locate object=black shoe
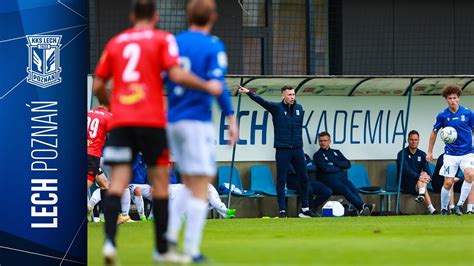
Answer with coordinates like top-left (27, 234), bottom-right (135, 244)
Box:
top-left (431, 210), bottom-right (439, 215)
top-left (466, 211), bottom-right (473, 214)
top-left (453, 206), bottom-right (463, 216)
top-left (298, 209), bottom-right (317, 218)
top-left (440, 209), bottom-right (449, 215)
top-left (278, 210), bottom-right (287, 218)
top-left (450, 207), bottom-right (456, 215)
top-left (359, 204), bottom-right (374, 216)
top-left (415, 194), bottom-right (425, 203)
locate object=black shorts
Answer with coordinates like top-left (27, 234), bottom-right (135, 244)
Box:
top-left (87, 155), bottom-right (101, 181)
top-left (103, 127), bottom-right (169, 166)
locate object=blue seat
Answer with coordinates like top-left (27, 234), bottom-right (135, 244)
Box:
top-left (250, 165), bottom-right (277, 196)
top-left (347, 164), bottom-right (383, 194)
top-left (347, 163), bottom-right (386, 212)
top-left (217, 166), bottom-right (256, 196)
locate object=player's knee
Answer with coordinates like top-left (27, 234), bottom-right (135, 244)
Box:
top-left (443, 178), bottom-right (454, 188)
top-left (463, 168), bottom-right (474, 182)
top-left (134, 187), bottom-right (142, 196)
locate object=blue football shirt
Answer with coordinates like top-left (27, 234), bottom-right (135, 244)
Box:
top-left (167, 30), bottom-right (234, 123)
top-left (433, 105), bottom-right (474, 156)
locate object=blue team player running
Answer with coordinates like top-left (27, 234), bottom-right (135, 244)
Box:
top-left (426, 84), bottom-right (474, 216)
top-left (165, 0), bottom-right (238, 263)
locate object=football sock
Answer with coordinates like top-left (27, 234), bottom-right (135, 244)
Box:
top-left (440, 187), bottom-right (450, 210)
top-left (427, 204), bottom-right (436, 213)
top-left (456, 181), bottom-right (472, 206)
top-left (418, 187), bottom-right (426, 195)
top-left (134, 195), bottom-right (145, 218)
top-left (467, 204), bottom-right (473, 212)
top-left (120, 188), bottom-right (131, 216)
top-left (301, 207), bottom-right (309, 212)
top-left (89, 189), bottom-right (101, 207)
top-left (104, 194), bottom-right (121, 246)
top-left (167, 186), bottom-right (190, 243)
top-left (184, 197), bottom-right (208, 257)
top-left (152, 198), bottom-right (169, 254)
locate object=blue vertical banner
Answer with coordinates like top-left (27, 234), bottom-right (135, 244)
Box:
top-left (0, 1), bottom-right (87, 265)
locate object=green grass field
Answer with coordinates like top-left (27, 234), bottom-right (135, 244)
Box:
top-left (88, 215), bottom-right (474, 265)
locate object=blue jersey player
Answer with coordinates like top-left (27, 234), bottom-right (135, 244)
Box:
top-left (165, 0), bottom-right (238, 263)
top-left (426, 84), bottom-right (474, 215)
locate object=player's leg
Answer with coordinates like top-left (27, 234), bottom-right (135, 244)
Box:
top-left (118, 188), bottom-right (131, 223)
top-left (275, 149), bottom-right (292, 217)
top-left (415, 178), bottom-right (427, 203)
top-left (138, 127), bottom-right (175, 260)
top-left (183, 175), bottom-right (211, 261)
top-left (439, 155), bottom-right (458, 214)
top-left (179, 122), bottom-right (216, 262)
top-left (293, 149), bottom-right (315, 218)
top-left (95, 171), bottom-right (109, 222)
top-left (466, 184), bottom-right (474, 214)
top-left (310, 181), bottom-right (332, 212)
top-left (132, 185), bottom-right (146, 221)
top-left (101, 127), bottom-right (135, 263)
top-left (454, 155), bottom-right (474, 215)
top-left (342, 177), bottom-right (373, 215)
top-left (207, 183), bottom-right (233, 218)
top-left (417, 181), bottom-right (436, 214)
top-left (165, 124), bottom-right (190, 247)
top-left (452, 155), bottom-right (473, 215)
top-left (448, 186), bottom-right (455, 212)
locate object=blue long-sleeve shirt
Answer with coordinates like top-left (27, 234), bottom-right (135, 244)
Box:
top-left (313, 148), bottom-right (351, 180)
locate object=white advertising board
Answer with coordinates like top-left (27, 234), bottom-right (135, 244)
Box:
top-left (214, 95), bottom-right (473, 161)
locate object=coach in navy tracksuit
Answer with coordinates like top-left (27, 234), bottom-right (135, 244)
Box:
top-left (239, 85), bottom-right (314, 218)
top-left (313, 132), bottom-right (373, 216)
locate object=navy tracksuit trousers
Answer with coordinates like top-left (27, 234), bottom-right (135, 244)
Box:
top-left (275, 148), bottom-right (309, 211)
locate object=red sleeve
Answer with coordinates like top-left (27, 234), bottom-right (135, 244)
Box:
top-left (160, 33), bottom-right (179, 71)
top-left (95, 41), bottom-right (113, 79)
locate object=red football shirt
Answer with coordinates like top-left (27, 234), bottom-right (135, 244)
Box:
top-left (87, 106), bottom-right (112, 157)
top-left (95, 27), bottom-right (179, 129)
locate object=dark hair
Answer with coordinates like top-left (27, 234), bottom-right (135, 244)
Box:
top-left (442, 84), bottom-right (462, 98)
top-left (132, 0), bottom-right (156, 20)
top-left (187, 0), bottom-right (216, 26)
top-left (281, 85), bottom-right (294, 93)
top-left (408, 130), bottom-right (419, 138)
top-left (318, 132), bottom-right (331, 139)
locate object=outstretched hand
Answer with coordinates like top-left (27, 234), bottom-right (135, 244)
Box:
top-left (238, 86), bottom-right (249, 94)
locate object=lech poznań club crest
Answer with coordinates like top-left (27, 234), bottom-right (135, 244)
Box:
top-left (26, 35), bottom-right (62, 88)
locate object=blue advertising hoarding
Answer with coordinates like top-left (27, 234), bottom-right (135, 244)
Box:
top-left (0, 1), bottom-right (87, 264)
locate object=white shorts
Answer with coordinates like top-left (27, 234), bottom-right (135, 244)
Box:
top-left (440, 153), bottom-right (474, 177)
top-left (129, 184), bottom-right (152, 200)
top-left (167, 120), bottom-right (217, 176)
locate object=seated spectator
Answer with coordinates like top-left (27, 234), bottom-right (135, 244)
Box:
top-left (313, 132), bottom-right (374, 216)
top-left (396, 130), bottom-right (438, 214)
top-left (432, 153), bottom-right (473, 214)
top-left (287, 154), bottom-right (332, 214)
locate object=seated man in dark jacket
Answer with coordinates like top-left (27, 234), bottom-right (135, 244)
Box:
top-left (313, 132), bottom-right (373, 216)
top-left (396, 130), bottom-right (437, 214)
top-left (287, 154), bottom-right (332, 213)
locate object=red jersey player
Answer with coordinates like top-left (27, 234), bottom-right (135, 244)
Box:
top-left (92, 0), bottom-right (222, 264)
top-left (87, 105), bottom-right (112, 189)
